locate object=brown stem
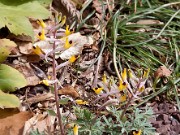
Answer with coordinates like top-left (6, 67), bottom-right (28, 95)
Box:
top-left (53, 31), bottom-right (64, 135)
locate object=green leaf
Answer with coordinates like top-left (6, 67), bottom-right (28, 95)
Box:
top-left (47, 109), bottom-right (56, 116)
top-left (0, 39), bottom-right (17, 63)
top-left (0, 64), bottom-right (27, 92)
top-left (0, 90), bottom-right (20, 108)
top-left (59, 98), bottom-right (69, 105)
top-left (0, 0), bottom-right (50, 38)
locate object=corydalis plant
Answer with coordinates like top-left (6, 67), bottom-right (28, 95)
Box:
top-left (92, 68), bottom-right (150, 109)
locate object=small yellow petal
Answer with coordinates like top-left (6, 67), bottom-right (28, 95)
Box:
top-left (37, 29), bottom-right (46, 40)
top-left (39, 80), bottom-right (49, 86)
top-left (120, 94), bottom-right (127, 102)
top-left (59, 16), bottom-right (66, 27)
top-left (102, 73), bottom-right (107, 83)
top-left (64, 37), bottom-right (72, 49)
top-left (133, 130), bottom-right (142, 135)
top-left (73, 124), bottom-right (78, 135)
top-left (69, 55), bottom-right (77, 63)
top-left (143, 68), bottom-right (150, 79)
top-left (138, 86), bottom-right (145, 92)
top-left (121, 68), bottom-right (127, 81)
top-left (65, 25), bottom-right (71, 36)
top-left (32, 46), bottom-right (44, 56)
top-left (118, 80), bottom-right (127, 91)
top-left (93, 87), bottom-right (103, 94)
top-left (75, 100), bottom-right (88, 105)
top-left (128, 69), bottom-right (133, 78)
top-left (37, 20), bottom-right (46, 28)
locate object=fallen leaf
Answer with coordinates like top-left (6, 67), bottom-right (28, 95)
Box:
top-left (58, 86), bottom-right (80, 98)
top-left (154, 66), bottom-right (172, 78)
top-left (23, 113), bottom-right (55, 135)
top-left (12, 62), bottom-right (40, 86)
top-left (0, 110), bottom-right (32, 135)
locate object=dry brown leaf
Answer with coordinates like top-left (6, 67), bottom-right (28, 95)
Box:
top-left (0, 109), bottom-right (33, 135)
top-left (23, 113), bottom-right (55, 135)
top-left (58, 85), bottom-right (80, 98)
top-left (18, 42), bottom-right (33, 54)
top-left (12, 62), bottom-right (40, 85)
top-left (154, 66), bottom-right (172, 78)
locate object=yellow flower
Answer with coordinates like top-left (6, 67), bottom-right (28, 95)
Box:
top-left (118, 80), bottom-right (127, 91)
top-left (143, 68), bottom-right (150, 79)
top-left (32, 45), bottom-right (44, 56)
top-left (64, 37), bottom-right (72, 49)
top-left (39, 80), bottom-right (49, 86)
top-left (121, 68), bottom-right (127, 81)
top-left (128, 69), bottom-right (133, 78)
top-left (93, 87), bottom-right (103, 94)
top-left (102, 73), bottom-right (107, 83)
top-left (69, 55), bottom-right (77, 63)
top-left (73, 124), bottom-right (78, 135)
top-left (75, 100), bottom-right (88, 105)
top-left (37, 29), bottom-right (46, 40)
top-left (120, 94), bottom-right (127, 102)
top-left (65, 25), bottom-right (72, 36)
top-left (133, 129), bottom-right (142, 135)
top-left (59, 16), bottom-right (66, 27)
top-left (37, 20), bottom-right (46, 28)
top-left (138, 86), bottom-right (145, 92)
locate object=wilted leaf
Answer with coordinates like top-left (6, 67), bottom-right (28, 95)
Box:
top-left (0, 38), bottom-right (17, 63)
top-left (58, 85), bottom-right (80, 98)
top-left (0, 110), bottom-right (32, 135)
top-left (0, 1), bottom-right (50, 38)
top-left (0, 64), bottom-right (27, 92)
top-left (0, 91), bottom-right (20, 108)
top-left (154, 66), bottom-right (172, 78)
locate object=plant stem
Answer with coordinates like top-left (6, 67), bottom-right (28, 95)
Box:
top-left (52, 31), bottom-right (64, 135)
top-left (120, 95), bottom-right (133, 120)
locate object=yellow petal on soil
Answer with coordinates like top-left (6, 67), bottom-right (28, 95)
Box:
top-left (75, 100), bottom-right (88, 105)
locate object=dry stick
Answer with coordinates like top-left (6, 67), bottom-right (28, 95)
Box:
top-left (52, 31), bottom-right (64, 135)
